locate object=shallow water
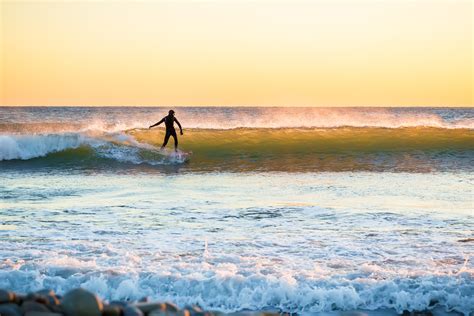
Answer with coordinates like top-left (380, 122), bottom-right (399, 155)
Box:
top-left (0, 107), bottom-right (473, 314)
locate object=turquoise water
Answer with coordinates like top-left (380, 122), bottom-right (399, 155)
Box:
top-left (0, 107), bottom-right (473, 314)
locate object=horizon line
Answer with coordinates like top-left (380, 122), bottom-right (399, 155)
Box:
top-left (1, 104), bottom-right (473, 108)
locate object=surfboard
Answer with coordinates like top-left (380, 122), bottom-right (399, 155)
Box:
top-left (168, 149), bottom-right (192, 162)
top-left (111, 131), bottom-right (191, 163)
top-left (147, 147), bottom-right (192, 163)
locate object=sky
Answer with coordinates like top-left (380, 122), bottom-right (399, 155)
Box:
top-left (0, 0), bottom-right (472, 107)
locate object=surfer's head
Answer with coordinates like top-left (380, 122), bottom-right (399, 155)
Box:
top-left (169, 110), bottom-right (175, 116)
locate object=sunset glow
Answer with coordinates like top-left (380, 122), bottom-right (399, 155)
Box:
top-left (1, 0), bottom-right (472, 106)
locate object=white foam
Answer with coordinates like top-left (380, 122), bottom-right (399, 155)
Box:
top-left (0, 171), bottom-right (472, 315)
top-left (0, 266), bottom-right (471, 315)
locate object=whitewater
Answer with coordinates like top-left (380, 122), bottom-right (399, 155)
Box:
top-left (0, 107), bottom-right (473, 315)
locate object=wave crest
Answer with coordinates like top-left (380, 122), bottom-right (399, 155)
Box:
top-left (0, 133), bottom-right (188, 164)
top-left (1, 127), bottom-right (472, 172)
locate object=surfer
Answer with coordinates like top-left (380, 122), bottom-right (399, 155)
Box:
top-left (149, 110), bottom-right (183, 151)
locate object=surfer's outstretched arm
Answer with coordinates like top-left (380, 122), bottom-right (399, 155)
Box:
top-left (175, 118), bottom-right (183, 135)
top-left (149, 118), bottom-right (165, 129)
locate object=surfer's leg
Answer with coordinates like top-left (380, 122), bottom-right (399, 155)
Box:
top-left (161, 131), bottom-right (171, 149)
top-left (171, 131), bottom-right (178, 151)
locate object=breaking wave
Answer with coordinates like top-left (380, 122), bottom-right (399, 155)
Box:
top-left (0, 262), bottom-right (472, 314)
top-left (1, 127), bottom-right (473, 172)
top-left (0, 132), bottom-right (189, 165)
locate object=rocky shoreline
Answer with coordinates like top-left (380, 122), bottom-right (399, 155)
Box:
top-left (0, 288), bottom-right (454, 316)
top-left (1, 288), bottom-right (283, 316)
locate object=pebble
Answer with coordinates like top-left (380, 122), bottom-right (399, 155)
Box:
top-left (24, 294), bottom-right (49, 306)
top-left (35, 290), bottom-right (56, 297)
top-left (61, 288), bottom-right (103, 316)
top-left (20, 301), bottom-right (51, 314)
top-left (184, 305), bottom-right (210, 316)
top-left (0, 289), bottom-right (15, 304)
top-left (139, 296), bottom-right (149, 302)
top-left (123, 305), bottom-right (144, 316)
top-left (14, 294), bottom-right (26, 305)
top-left (135, 302), bottom-right (166, 314)
top-left (33, 290), bottom-right (60, 306)
top-left (109, 300), bottom-right (128, 307)
top-left (0, 303), bottom-right (21, 316)
top-left (164, 302), bottom-right (179, 312)
top-left (24, 313), bottom-right (64, 316)
top-left (0, 288), bottom-right (289, 316)
top-left (102, 304), bottom-right (122, 316)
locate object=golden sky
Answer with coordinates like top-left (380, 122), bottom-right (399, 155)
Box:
top-left (0, 0), bottom-right (472, 106)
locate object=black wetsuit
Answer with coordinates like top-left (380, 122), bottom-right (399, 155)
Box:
top-left (162, 116), bottom-right (178, 148)
top-left (150, 115), bottom-right (183, 150)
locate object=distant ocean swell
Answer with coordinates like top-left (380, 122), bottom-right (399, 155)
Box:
top-left (1, 127), bottom-right (473, 172)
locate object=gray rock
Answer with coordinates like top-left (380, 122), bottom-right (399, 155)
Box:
top-left (184, 305), bottom-right (209, 316)
top-left (134, 302), bottom-right (165, 314)
top-left (123, 305), bottom-right (144, 316)
top-left (150, 310), bottom-right (192, 316)
top-left (14, 294), bottom-right (26, 305)
top-left (0, 289), bottom-right (15, 304)
top-left (102, 304), bottom-right (122, 316)
top-left (148, 311), bottom-right (163, 316)
top-left (25, 293), bottom-right (49, 305)
top-left (31, 291), bottom-right (60, 307)
top-left (109, 300), bottom-right (128, 307)
top-left (139, 296), bottom-right (149, 302)
top-left (36, 290), bottom-right (56, 297)
top-left (21, 301), bottom-right (51, 313)
top-left (61, 288), bottom-right (103, 316)
top-left (164, 302), bottom-right (179, 312)
top-left (0, 303), bottom-right (21, 316)
top-left (47, 295), bottom-right (60, 306)
top-left (48, 304), bottom-right (63, 314)
top-left (35, 290), bottom-right (60, 306)
top-left (24, 312), bottom-right (64, 316)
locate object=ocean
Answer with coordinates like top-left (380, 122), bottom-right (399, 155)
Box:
top-left (0, 107), bottom-right (473, 315)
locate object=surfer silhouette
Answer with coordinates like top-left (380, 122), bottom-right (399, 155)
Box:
top-left (149, 110), bottom-right (183, 151)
